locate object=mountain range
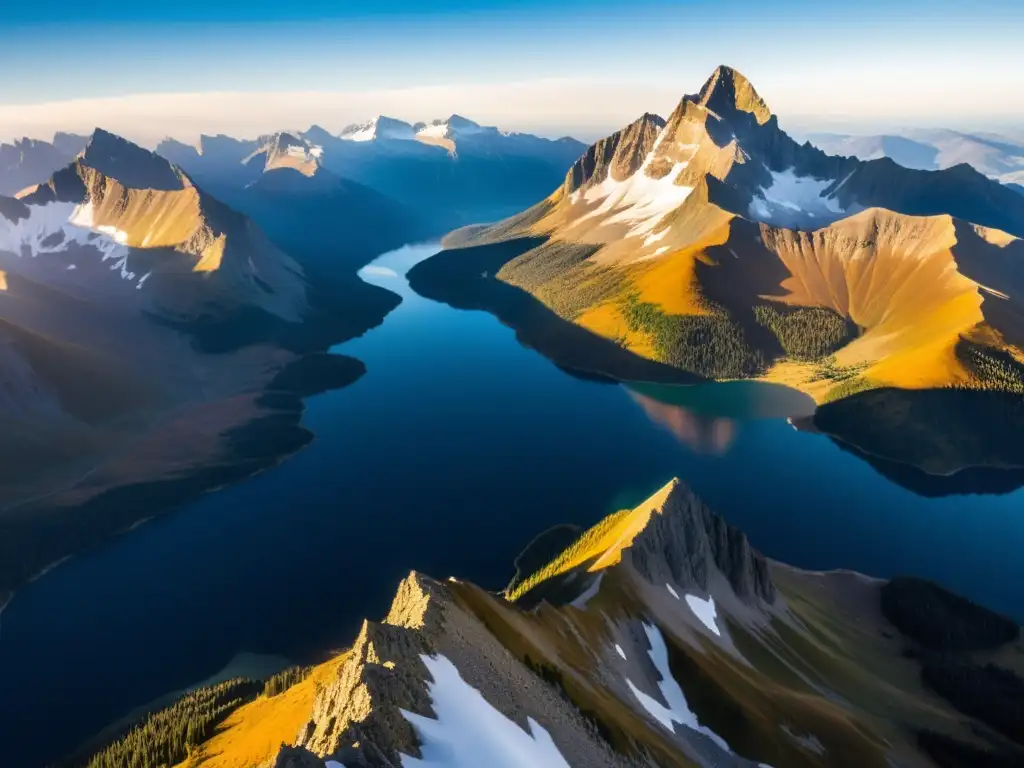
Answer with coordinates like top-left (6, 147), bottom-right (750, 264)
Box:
top-left (804, 129), bottom-right (1024, 186)
top-left (75, 479), bottom-right (1024, 768)
top-left (0, 132), bottom-right (88, 196)
top-left (409, 66), bottom-right (1024, 407)
top-left (157, 117), bottom-right (586, 247)
top-left (0, 128), bottom-right (399, 600)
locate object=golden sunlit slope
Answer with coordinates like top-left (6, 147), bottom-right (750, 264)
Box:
top-left (174, 655), bottom-right (348, 768)
top-left (9, 129), bottom-right (307, 323)
top-left (425, 66), bottom-right (1024, 401)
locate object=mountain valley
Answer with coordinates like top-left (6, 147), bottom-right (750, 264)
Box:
top-left (1, 50), bottom-right (1023, 768)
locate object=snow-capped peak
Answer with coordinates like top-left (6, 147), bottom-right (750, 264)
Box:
top-left (416, 114), bottom-right (486, 142)
top-left (339, 116), bottom-right (416, 142)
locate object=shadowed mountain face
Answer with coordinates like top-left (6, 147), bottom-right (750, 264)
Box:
top-left (157, 132), bottom-right (429, 271)
top-left (75, 481), bottom-right (1024, 768)
top-left (157, 119), bottom-right (586, 245)
top-left (411, 65), bottom-right (1024, 407)
top-left (0, 129), bottom-right (398, 597)
top-left (0, 132), bottom-right (89, 197)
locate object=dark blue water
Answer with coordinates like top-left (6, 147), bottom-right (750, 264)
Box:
top-left (2, 243), bottom-right (1023, 766)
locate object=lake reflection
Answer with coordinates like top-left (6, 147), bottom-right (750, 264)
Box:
top-left (626, 380), bottom-right (816, 455)
top-left (628, 389), bottom-right (737, 454)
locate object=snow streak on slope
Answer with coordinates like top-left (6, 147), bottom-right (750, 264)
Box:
top-left (626, 624), bottom-right (731, 751)
top-left (400, 654), bottom-right (571, 768)
top-left (666, 583), bottom-right (723, 637)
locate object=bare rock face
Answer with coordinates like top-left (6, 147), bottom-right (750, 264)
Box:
top-left (297, 577), bottom-right (441, 764)
top-left (628, 480), bottom-right (776, 604)
top-left (694, 65), bottom-right (773, 126)
top-left (291, 572), bottom-right (635, 768)
top-left (563, 112), bottom-right (665, 194)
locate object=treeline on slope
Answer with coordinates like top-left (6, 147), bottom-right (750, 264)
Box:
top-left (882, 577), bottom-right (1024, 762)
top-left (958, 341), bottom-right (1024, 394)
top-left (621, 293), bottom-right (765, 379)
top-left (880, 576), bottom-right (1019, 651)
top-left (74, 666), bottom-right (312, 768)
top-left (262, 665), bottom-right (312, 697)
top-left (917, 730), bottom-right (1024, 768)
top-left (496, 241), bottom-right (624, 320)
top-left (752, 305), bottom-right (858, 362)
top-left (619, 292), bottom-right (861, 380)
top-left (921, 661), bottom-right (1024, 748)
top-left (506, 508), bottom-right (631, 604)
top-left (80, 678), bottom-right (263, 768)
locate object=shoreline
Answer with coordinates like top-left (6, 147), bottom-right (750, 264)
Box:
top-left (0, 351), bottom-right (369, 605)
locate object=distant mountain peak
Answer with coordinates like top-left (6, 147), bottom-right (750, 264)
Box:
top-left (80, 129), bottom-right (186, 190)
top-left (693, 64), bottom-right (773, 125)
top-left (340, 115), bottom-right (416, 142)
top-left (301, 124), bottom-right (336, 145)
top-left (445, 114), bottom-right (480, 129)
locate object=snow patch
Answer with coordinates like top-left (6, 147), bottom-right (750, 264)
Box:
top-left (748, 168), bottom-right (847, 228)
top-left (341, 123), bottom-right (378, 142)
top-left (343, 116), bottom-right (416, 142)
top-left (626, 624), bottom-right (731, 751)
top-left (666, 583), bottom-right (680, 599)
top-left (615, 644), bottom-right (627, 660)
top-left (577, 151), bottom-right (693, 239)
top-left (0, 201), bottom-right (149, 288)
top-left (400, 653), bottom-right (571, 768)
top-left (685, 594), bottom-right (722, 637)
top-left (417, 123), bottom-right (452, 141)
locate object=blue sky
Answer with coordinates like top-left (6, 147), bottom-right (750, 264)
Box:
top-left (1, 0), bottom-right (1021, 142)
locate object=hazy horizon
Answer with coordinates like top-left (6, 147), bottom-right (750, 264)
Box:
top-left (3, 0), bottom-right (1022, 145)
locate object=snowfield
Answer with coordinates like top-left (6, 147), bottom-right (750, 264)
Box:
top-left (399, 653), bottom-right (572, 768)
top-left (748, 168), bottom-right (848, 228)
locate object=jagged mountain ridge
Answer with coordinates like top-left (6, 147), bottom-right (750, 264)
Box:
top-left (0, 132), bottom-right (89, 196)
top-left (0, 128), bottom-right (398, 598)
top-left (128, 479), bottom-right (1024, 768)
top-left (5, 128), bottom-right (307, 323)
top-left (157, 129), bottom-right (431, 269)
top-left (411, 65), bottom-right (1024, 403)
top-left (157, 119), bottom-right (587, 240)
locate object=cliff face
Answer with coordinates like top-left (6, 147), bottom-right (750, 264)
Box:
top-left (627, 481), bottom-right (775, 604)
top-left (240, 483), bottom-right (819, 767)
top-left (563, 113), bottom-right (666, 195)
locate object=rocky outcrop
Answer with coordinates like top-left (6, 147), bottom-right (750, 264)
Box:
top-left (291, 572), bottom-right (635, 768)
top-left (628, 480), bottom-right (776, 604)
